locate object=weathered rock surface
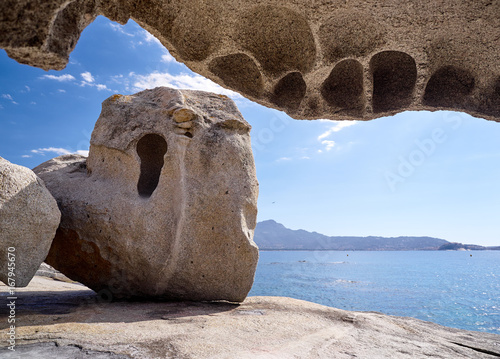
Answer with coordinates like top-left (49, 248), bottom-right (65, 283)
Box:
top-left (0, 157), bottom-right (60, 287)
top-left (1, 1), bottom-right (499, 122)
top-left (35, 262), bottom-right (74, 283)
top-left (33, 87), bottom-right (259, 302)
top-left (1, 276), bottom-right (500, 358)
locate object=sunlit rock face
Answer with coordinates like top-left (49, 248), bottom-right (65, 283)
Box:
top-left (1, 1), bottom-right (499, 122)
top-left (0, 157), bottom-right (61, 287)
top-left (34, 87), bottom-right (259, 302)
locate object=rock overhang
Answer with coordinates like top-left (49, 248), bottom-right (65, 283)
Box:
top-left (1, 0), bottom-right (499, 122)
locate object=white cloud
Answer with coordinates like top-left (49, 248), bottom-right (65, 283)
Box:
top-left (79, 72), bottom-right (110, 91)
top-left (318, 121), bottom-right (357, 141)
top-left (140, 29), bottom-right (162, 46)
top-left (109, 22), bottom-right (164, 50)
top-left (31, 147), bottom-right (72, 156)
top-left (321, 140), bottom-right (336, 151)
top-left (75, 150), bottom-right (89, 157)
top-left (1, 94), bottom-right (18, 105)
top-left (110, 74), bottom-right (130, 91)
top-left (161, 52), bottom-right (177, 63)
top-left (316, 121), bottom-right (359, 153)
top-left (30, 147), bottom-right (89, 157)
top-left (39, 74), bottom-right (75, 82)
top-left (301, 156), bottom-right (311, 160)
top-left (95, 84), bottom-right (108, 91)
top-left (81, 71), bottom-right (95, 83)
top-left (277, 157), bottom-right (292, 162)
top-left (132, 72), bottom-right (242, 99)
top-left (83, 82), bottom-right (110, 91)
top-left (109, 22), bottom-right (134, 36)
top-left (30, 102), bottom-right (36, 105)
top-left (21, 155), bottom-right (32, 158)
top-left (0, 104), bottom-right (3, 109)
top-left (40, 71), bottom-right (111, 93)
top-left (25, 86), bottom-right (30, 92)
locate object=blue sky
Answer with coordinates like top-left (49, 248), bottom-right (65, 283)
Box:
top-left (1, 16), bottom-right (500, 246)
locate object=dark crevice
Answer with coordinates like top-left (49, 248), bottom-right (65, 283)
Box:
top-left (321, 59), bottom-right (364, 110)
top-left (137, 134), bottom-right (168, 198)
top-left (423, 66), bottom-right (475, 108)
top-left (271, 72), bottom-right (306, 110)
top-left (370, 51), bottom-right (417, 113)
top-left (451, 342), bottom-right (500, 357)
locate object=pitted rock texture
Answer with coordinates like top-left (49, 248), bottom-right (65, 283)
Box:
top-left (33, 87), bottom-right (259, 302)
top-left (1, 1), bottom-right (499, 122)
top-left (0, 157), bottom-right (61, 287)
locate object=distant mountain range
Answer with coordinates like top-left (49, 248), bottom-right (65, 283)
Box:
top-left (254, 220), bottom-right (500, 251)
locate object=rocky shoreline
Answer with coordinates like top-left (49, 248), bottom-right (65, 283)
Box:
top-left (1, 276), bottom-right (499, 358)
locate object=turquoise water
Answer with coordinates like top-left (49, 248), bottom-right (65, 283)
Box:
top-left (248, 250), bottom-right (500, 334)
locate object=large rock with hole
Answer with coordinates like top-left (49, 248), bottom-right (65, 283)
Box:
top-left (34, 87), bottom-right (259, 302)
top-left (0, 157), bottom-right (61, 287)
top-left (1, 0), bottom-right (499, 121)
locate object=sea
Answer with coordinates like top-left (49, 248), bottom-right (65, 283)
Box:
top-left (248, 250), bottom-right (500, 334)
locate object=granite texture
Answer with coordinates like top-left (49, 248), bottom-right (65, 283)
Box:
top-left (0, 157), bottom-right (60, 287)
top-left (0, 0), bottom-right (499, 121)
top-left (33, 87), bottom-right (259, 302)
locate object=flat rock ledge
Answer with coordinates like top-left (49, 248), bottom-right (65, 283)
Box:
top-left (1, 277), bottom-right (499, 359)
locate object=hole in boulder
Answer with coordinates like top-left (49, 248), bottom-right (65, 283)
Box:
top-left (423, 66), bottom-right (475, 108)
top-left (271, 72), bottom-right (306, 110)
top-left (370, 51), bottom-right (417, 113)
top-left (137, 134), bottom-right (168, 198)
top-left (321, 59), bottom-right (364, 110)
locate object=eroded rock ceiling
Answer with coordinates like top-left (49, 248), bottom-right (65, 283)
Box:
top-left (1, 0), bottom-right (499, 121)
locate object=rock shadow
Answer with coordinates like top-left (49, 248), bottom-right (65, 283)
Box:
top-left (0, 284), bottom-right (240, 329)
top-left (370, 51), bottom-right (417, 113)
top-left (136, 133), bottom-right (168, 198)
